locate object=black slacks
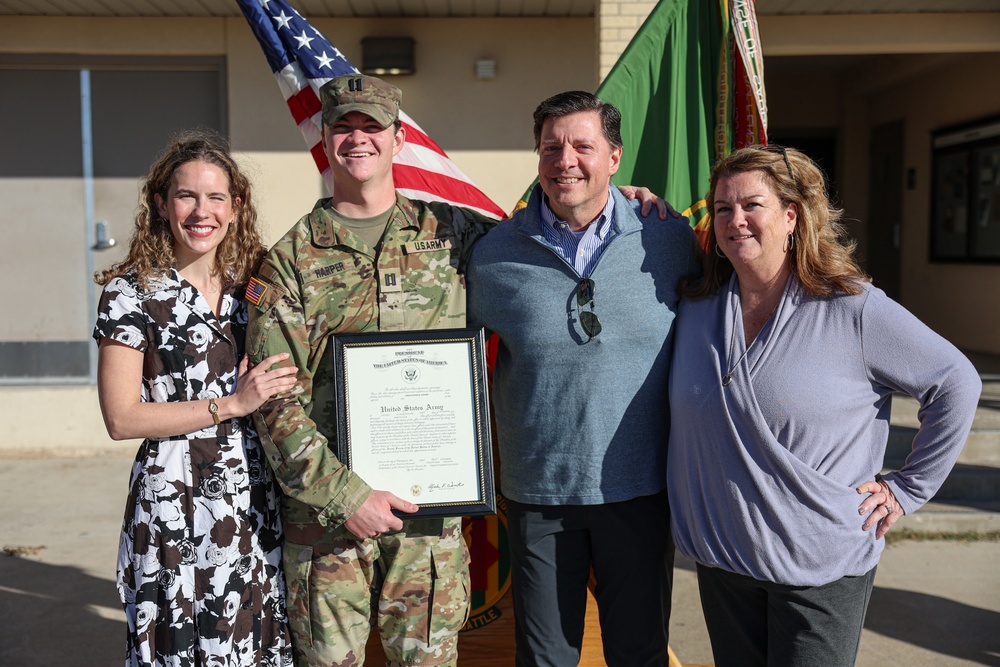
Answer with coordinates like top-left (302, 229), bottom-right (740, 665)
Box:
top-left (507, 490), bottom-right (674, 667)
top-left (697, 563), bottom-right (877, 667)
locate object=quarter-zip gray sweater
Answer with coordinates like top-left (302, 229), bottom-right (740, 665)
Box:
top-left (467, 184), bottom-right (700, 505)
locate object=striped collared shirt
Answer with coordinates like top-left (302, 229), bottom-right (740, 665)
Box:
top-left (539, 187), bottom-right (616, 278)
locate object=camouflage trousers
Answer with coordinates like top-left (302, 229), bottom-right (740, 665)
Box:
top-left (282, 517), bottom-right (471, 667)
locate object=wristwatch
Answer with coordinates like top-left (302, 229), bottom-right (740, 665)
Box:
top-left (208, 398), bottom-right (220, 425)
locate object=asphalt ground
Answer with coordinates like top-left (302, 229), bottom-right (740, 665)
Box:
top-left (1, 454), bottom-right (998, 666)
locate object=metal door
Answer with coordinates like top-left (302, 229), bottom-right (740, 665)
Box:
top-left (0, 59), bottom-right (224, 383)
top-left (867, 120), bottom-right (904, 300)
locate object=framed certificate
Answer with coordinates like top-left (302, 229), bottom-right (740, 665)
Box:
top-left (331, 328), bottom-right (496, 518)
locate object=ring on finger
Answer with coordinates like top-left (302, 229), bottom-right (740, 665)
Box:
top-left (885, 505), bottom-right (893, 514)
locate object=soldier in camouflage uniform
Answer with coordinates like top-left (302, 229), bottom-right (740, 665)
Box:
top-left (245, 75), bottom-right (494, 666)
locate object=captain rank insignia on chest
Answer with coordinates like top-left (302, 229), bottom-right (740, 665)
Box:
top-left (380, 269), bottom-right (402, 293)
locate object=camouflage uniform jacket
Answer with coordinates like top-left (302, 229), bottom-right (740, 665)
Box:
top-left (246, 193), bottom-right (496, 528)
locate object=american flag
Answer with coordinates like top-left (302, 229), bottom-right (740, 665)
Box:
top-left (238, 0), bottom-right (506, 219)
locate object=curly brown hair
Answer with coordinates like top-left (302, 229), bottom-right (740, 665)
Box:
top-left (685, 145), bottom-right (868, 299)
top-left (95, 130), bottom-right (264, 289)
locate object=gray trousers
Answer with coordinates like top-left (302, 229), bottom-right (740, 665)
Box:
top-left (697, 563), bottom-right (877, 667)
top-left (507, 490), bottom-right (674, 667)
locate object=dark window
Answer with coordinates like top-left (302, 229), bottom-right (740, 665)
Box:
top-left (930, 116), bottom-right (1000, 263)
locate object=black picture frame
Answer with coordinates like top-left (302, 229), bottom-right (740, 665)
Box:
top-left (330, 328), bottom-right (496, 518)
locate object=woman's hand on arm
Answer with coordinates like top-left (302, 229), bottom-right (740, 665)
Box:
top-left (97, 340), bottom-right (297, 440)
top-left (219, 353), bottom-right (298, 420)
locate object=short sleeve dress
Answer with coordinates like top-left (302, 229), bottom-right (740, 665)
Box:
top-left (94, 270), bottom-right (292, 667)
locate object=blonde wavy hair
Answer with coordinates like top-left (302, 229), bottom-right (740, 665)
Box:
top-left (95, 130), bottom-right (264, 289)
top-left (686, 145), bottom-right (869, 299)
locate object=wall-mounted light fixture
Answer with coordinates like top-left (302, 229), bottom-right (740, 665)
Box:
top-left (475, 59), bottom-right (497, 80)
top-left (362, 37), bottom-right (415, 75)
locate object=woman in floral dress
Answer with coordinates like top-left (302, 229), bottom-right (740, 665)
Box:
top-left (93, 131), bottom-right (297, 666)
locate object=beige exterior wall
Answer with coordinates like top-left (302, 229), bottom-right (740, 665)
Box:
top-left (0, 14), bottom-right (596, 244)
top-left (760, 13), bottom-right (1000, 56)
top-left (1, 8), bottom-right (998, 452)
top-left (597, 0), bottom-right (657, 80)
top-left (759, 14), bottom-right (1000, 356)
top-left (867, 53), bottom-right (1000, 354)
top-left (767, 52), bottom-right (1000, 355)
top-left (0, 14), bottom-right (596, 452)
top-left (0, 386), bottom-right (134, 456)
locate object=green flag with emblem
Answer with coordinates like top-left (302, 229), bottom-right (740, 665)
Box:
top-left (597, 0), bottom-right (724, 234)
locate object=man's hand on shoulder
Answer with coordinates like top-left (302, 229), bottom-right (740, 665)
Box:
top-left (344, 490), bottom-right (418, 539)
top-left (617, 185), bottom-right (681, 220)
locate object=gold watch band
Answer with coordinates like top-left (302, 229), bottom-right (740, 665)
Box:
top-left (209, 398), bottom-right (221, 426)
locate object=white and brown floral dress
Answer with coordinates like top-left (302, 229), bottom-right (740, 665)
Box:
top-left (94, 269), bottom-right (291, 667)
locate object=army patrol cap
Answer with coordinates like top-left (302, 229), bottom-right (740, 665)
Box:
top-left (320, 74), bottom-right (401, 129)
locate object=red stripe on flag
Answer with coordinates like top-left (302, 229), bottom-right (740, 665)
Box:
top-left (400, 122), bottom-right (448, 158)
top-left (393, 164), bottom-right (506, 218)
top-left (287, 87), bottom-right (322, 127)
top-left (310, 142), bottom-right (329, 172)
top-left (733, 53), bottom-right (765, 148)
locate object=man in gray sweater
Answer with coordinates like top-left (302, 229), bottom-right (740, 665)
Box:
top-left (467, 91), bottom-right (700, 666)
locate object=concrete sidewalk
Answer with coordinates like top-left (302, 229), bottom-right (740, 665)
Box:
top-left (1, 454), bottom-right (998, 666)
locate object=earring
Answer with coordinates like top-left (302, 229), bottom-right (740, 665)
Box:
top-left (714, 244), bottom-right (726, 259)
top-left (786, 233), bottom-right (795, 252)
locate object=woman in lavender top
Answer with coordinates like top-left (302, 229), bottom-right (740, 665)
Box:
top-left (667, 146), bottom-right (981, 667)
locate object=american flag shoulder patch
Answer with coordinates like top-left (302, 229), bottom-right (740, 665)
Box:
top-left (245, 277), bottom-right (269, 306)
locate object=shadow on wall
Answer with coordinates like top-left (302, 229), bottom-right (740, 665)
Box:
top-left (0, 554), bottom-right (123, 666)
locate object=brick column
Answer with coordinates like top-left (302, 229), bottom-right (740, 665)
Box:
top-left (597, 0), bottom-right (657, 82)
